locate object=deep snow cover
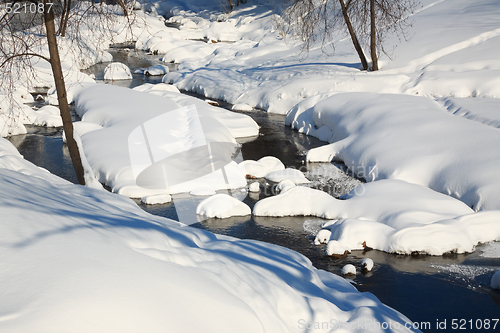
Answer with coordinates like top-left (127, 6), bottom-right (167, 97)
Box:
top-left (254, 179), bottom-right (500, 255)
top-left (73, 84), bottom-right (259, 198)
top-left (0, 137), bottom-right (420, 332)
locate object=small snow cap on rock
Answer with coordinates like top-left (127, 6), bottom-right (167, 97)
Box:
top-left (249, 182), bottom-right (260, 193)
top-left (341, 264), bottom-right (356, 276)
top-left (196, 193), bottom-right (251, 219)
top-left (361, 258), bottom-right (374, 272)
top-left (314, 229), bottom-right (332, 245)
top-left (326, 240), bottom-right (350, 258)
top-left (491, 270), bottom-right (500, 289)
top-left (103, 62), bottom-right (132, 80)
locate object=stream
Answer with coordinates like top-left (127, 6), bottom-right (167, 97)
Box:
top-left (9, 46), bottom-right (500, 332)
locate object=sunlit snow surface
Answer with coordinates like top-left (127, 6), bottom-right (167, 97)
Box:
top-left (0, 137), bottom-right (421, 332)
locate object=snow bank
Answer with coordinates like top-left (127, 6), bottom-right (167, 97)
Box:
top-left (254, 179), bottom-right (500, 255)
top-left (196, 193), bottom-right (251, 218)
top-left (237, 156), bottom-right (284, 178)
top-left (0, 137), bottom-right (420, 332)
top-left (288, 92), bottom-right (500, 211)
top-left (161, 0), bottom-right (500, 114)
top-left (32, 105), bottom-right (63, 127)
top-left (74, 84), bottom-right (258, 198)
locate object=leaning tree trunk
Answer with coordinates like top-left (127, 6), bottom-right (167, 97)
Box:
top-left (370, 0), bottom-right (378, 71)
top-left (339, 0), bottom-right (368, 70)
top-left (43, 0), bottom-right (85, 185)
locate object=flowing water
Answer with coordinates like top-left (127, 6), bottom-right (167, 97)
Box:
top-left (9, 46), bottom-right (500, 332)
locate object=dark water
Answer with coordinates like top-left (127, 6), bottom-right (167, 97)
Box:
top-left (9, 47), bottom-right (500, 332)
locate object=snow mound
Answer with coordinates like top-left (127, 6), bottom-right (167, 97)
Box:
top-left (141, 193), bottom-right (172, 204)
top-left (144, 64), bottom-right (170, 76)
top-left (32, 105), bottom-right (62, 127)
top-left (190, 187), bottom-right (216, 196)
top-left (238, 156), bottom-right (284, 178)
top-left (265, 168), bottom-right (309, 184)
top-left (248, 182), bottom-right (260, 193)
top-left (361, 258), bottom-right (374, 272)
top-left (104, 62), bottom-right (133, 80)
top-left (341, 264), bottom-right (356, 276)
top-left (255, 179), bottom-right (500, 255)
top-left (196, 193), bottom-right (251, 218)
top-left (0, 137), bottom-right (421, 332)
top-left (290, 92), bottom-right (500, 210)
top-left (133, 83), bottom-right (180, 94)
top-left (73, 84), bottom-right (259, 197)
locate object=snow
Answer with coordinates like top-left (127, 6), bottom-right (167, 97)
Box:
top-left (341, 264), bottom-right (356, 276)
top-left (0, 137), bottom-right (421, 332)
top-left (491, 270), bottom-right (500, 290)
top-left (73, 83), bottom-right (259, 197)
top-left (144, 64), bottom-right (170, 76)
top-left (232, 104), bottom-right (253, 111)
top-left (327, 241), bottom-right (350, 257)
top-left (158, 0), bottom-right (500, 114)
top-left (237, 156), bottom-right (284, 178)
top-left (32, 105), bottom-right (63, 127)
top-left (265, 168), bottom-right (310, 185)
top-left (190, 187), bottom-right (217, 196)
top-left (361, 258), bottom-right (374, 272)
top-left (288, 92), bottom-right (500, 211)
top-left (196, 193), bottom-right (251, 218)
top-left (254, 179), bottom-right (500, 255)
top-left (276, 179), bottom-right (296, 193)
top-left (439, 97), bottom-right (500, 129)
top-left (141, 193), bottom-right (172, 204)
top-left (248, 181), bottom-right (260, 193)
top-left (104, 62), bottom-right (133, 80)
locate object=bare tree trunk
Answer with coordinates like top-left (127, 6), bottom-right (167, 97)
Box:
top-left (370, 0), bottom-right (378, 71)
top-left (43, 0), bottom-right (86, 185)
top-left (59, 0), bottom-right (72, 37)
top-left (339, 0), bottom-right (368, 70)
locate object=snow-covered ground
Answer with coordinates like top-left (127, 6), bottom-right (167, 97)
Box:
top-left (0, 137), bottom-right (421, 332)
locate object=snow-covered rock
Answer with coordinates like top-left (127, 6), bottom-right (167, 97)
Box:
top-left (248, 182), bottom-right (260, 193)
top-left (255, 179), bottom-right (500, 255)
top-left (341, 264), bottom-right (356, 276)
top-left (141, 193), bottom-right (172, 204)
top-left (196, 193), bottom-right (251, 219)
top-left (104, 62), bottom-right (133, 80)
top-left (238, 156), bottom-right (284, 178)
top-left (32, 105), bottom-right (62, 127)
top-left (326, 240), bottom-right (350, 257)
top-left (265, 168), bottom-right (309, 184)
top-left (361, 258), bottom-right (374, 272)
